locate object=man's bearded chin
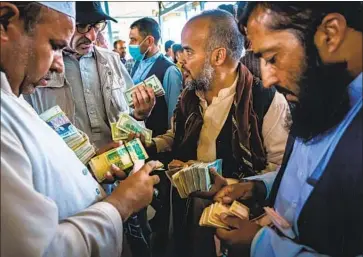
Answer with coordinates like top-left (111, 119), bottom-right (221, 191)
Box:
top-left (288, 42), bottom-right (353, 142)
top-left (185, 59), bottom-right (214, 92)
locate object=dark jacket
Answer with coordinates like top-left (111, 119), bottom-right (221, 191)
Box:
top-left (269, 109), bottom-right (363, 256)
top-left (132, 54), bottom-right (174, 136)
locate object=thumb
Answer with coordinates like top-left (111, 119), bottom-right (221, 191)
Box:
top-left (220, 213), bottom-right (241, 229)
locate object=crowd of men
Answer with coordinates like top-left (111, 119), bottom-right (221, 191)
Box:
top-left (1, 1), bottom-right (362, 257)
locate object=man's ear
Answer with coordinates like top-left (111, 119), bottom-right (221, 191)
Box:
top-left (0, 3), bottom-right (20, 42)
top-left (211, 47), bottom-right (227, 66)
top-left (314, 13), bottom-right (347, 60)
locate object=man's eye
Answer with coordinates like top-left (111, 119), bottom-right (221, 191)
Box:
top-left (266, 55), bottom-right (276, 65)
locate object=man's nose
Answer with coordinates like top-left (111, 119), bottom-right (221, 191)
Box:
top-left (50, 52), bottom-right (64, 74)
top-left (260, 59), bottom-right (279, 88)
top-left (85, 27), bottom-right (97, 42)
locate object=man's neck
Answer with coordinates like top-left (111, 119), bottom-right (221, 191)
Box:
top-left (145, 46), bottom-right (159, 59)
top-left (204, 67), bottom-right (238, 105)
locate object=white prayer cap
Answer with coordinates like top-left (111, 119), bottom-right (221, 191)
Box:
top-left (38, 2), bottom-right (75, 18)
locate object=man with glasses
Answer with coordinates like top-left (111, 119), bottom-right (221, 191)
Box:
top-left (25, 1), bottom-right (155, 150)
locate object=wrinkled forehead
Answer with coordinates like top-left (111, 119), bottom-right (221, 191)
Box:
top-left (181, 19), bottom-right (210, 49)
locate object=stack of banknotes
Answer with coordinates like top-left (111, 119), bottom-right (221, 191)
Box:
top-left (89, 138), bottom-right (149, 182)
top-left (116, 113), bottom-right (152, 144)
top-left (199, 201), bottom-right (250, 229)
top-left (171, 159), bottom-right (223, 198)
top-left (40, 106), bottom-right (96, 164)
top-left (124, 74), bottom-right (165, 108)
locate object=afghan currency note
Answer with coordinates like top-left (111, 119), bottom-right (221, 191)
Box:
top-left (125, 138), bottom-right (149, 162)
top-left (89, 144), bottom-right (134, 182)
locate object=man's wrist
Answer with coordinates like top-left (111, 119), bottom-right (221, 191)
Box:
top-left (104, 195), bottom-right (132, 221)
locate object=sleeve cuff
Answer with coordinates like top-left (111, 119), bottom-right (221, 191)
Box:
top-left (243, 171), bottom-right (277, 199)
top-left (88, 201), bottom-right (123, 244)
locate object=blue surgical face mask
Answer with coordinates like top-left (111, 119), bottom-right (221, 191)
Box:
top-left (128, 37), bottom-right (149, 61)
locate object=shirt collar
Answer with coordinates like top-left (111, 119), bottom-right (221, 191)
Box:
top-left (0, 72), bottom-right (16, 96)
top-left (348, 72), bottom-right (362, 107)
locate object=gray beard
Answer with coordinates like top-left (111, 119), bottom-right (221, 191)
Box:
top-left (185, 60), bottom-right (214, 92)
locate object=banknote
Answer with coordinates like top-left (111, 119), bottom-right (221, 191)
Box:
top-left (116, 113), bottom-right (152, 144)
top-left (89, 139), bottom-right (150, 182)
top-left (125, 138), bottom-right (149, 162)
top-left (171, 159), bottom-right (223, 198)
top-left (199, 201), bottom-right (250, 229)
top-left (40, 106), bottom-right (96, 164)
top-left (110, 122), bottom-right (128, 141)
top-left (89, 144), bottom-right (134, 182)
top-left (123, 74), bottom-right (165, 107)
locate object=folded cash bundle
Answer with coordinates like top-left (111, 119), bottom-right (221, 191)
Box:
top-left (171, 159), bottom-right (223, 198)
top-left (124, 74), bottom-right (165, 108)
top-left (40, 106), bottom-right (96, 164)
top-left (89, 138), bottom-right (149, 182)
top-left (116, 113), bottom-right (152, 144)
top-left (199, 201), bottom-right (250, 229)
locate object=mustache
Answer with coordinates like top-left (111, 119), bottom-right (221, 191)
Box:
top-left (77, 37), bottom-right (92, 47)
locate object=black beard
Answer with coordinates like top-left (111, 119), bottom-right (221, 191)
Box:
top-left (288, 42), bottom-right (353, 142)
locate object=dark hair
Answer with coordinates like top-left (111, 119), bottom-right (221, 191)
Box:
top-left (113, 39), bottom-right (125, 49)
top-left (130, 17), bottom-right (161, 45)
top-left (164, 40), bottom-right (175, 52)
top-left (188, 9), bottom-right (244, 62)
top-left (172, 43), bottom-right (183, 54)
top-left (217, 4), bottom-right (236, 18)
top-left (1, 2), bottom-right (43, 33)
top-left (239, 2), bottom-right (363, 43)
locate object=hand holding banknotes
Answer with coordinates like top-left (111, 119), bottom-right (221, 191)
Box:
top-left (214, 181), bottom-right (267, 205)
top-left (132, 86), bottom-right (156, 120)
top-left (93, 141), bottom-right (127, 183)
top-left (190, 168), bottom-right (228, 199)
top-left (104, 161), bottom-right (160, 221)
top-left (216, 214), bottom-right (262, 257)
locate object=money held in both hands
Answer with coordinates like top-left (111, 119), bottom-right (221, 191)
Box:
top-left (124, 74), bottom-right (165, 108)
top-left (171, 159), bottom-right (223, 198)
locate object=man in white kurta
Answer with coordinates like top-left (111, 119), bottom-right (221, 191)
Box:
top-left (0, 2), bottom-right (159, 257)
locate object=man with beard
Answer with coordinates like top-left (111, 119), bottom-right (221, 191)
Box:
top-left (145, 9), bottom-right (290, 257)
top-left (25, 1), bottom-right (155, 150)
top-left (214, 2), bottom-right (363, 257)
top-left (0, 2), bottom-right (160, 257)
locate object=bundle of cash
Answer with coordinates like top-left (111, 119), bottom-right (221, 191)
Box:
top-left (199, 201), bottom-right (250, 229)
top-left (171, 159), bottom-right (223, 198)
top-left (116, 113), bottom-right (152, 144)
top-left (89, 138), bottom-right (149, 182)
top-left (110, 122), bottom-right (128, 141)
top-left (124, 74), bottom-right (165, 107)
top-left (40, 106), bottom-right (96, 164)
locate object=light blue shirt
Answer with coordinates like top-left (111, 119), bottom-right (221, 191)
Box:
top-left (249, 73), bottom-right (362, 257)
top-left (132, 52), bottom-right (183, 127)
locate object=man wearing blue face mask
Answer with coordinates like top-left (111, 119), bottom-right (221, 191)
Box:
top-left (129, 18), bottom-right (183, 136)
